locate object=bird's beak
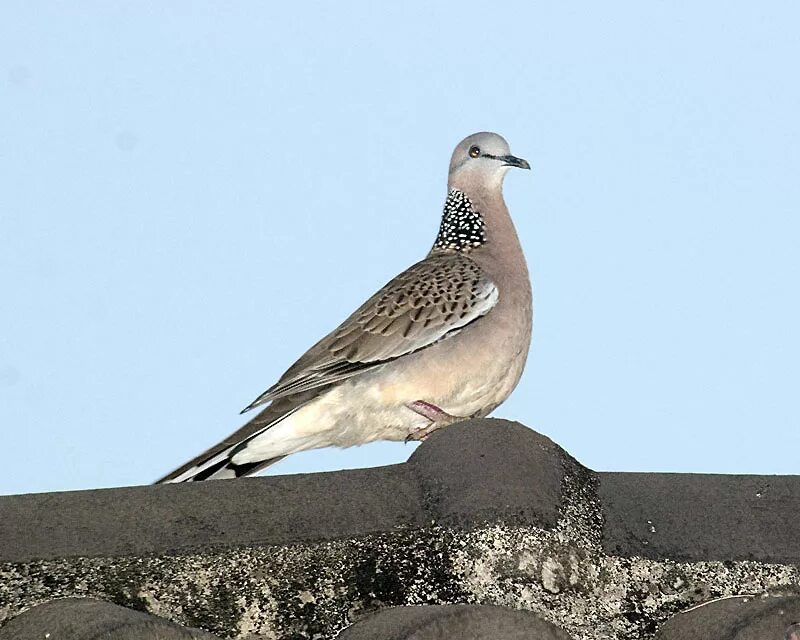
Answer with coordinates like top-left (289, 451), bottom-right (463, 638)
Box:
top-left (498, 155), bottom-right (531, 170)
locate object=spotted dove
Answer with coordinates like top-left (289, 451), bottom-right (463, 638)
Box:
top-left (158, 132), bottom-right (533, 482)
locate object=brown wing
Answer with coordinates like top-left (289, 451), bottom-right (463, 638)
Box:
top-left (241, 252), bottom-right (498, 412)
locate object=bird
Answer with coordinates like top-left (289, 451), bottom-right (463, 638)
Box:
top-left (157, 132), bottom-right (532, 483)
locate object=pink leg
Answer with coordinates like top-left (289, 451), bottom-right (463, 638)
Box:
top-left (405, 400), bottom-right (465, 442)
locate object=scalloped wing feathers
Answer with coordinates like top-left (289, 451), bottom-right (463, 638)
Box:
top-left (242, 253), bottom-right (498, 412)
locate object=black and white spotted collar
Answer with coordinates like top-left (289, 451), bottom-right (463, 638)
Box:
top-left (432, 190), bottom-right (486, 252)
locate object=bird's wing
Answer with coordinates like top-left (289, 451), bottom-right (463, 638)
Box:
top-left (242, 252), bottom-right (498, 412)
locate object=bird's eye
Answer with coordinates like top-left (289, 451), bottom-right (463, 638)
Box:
top-left (469, 146), bottom-right (481, 158)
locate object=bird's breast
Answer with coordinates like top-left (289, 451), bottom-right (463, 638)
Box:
top-left (310, 279), bottom-right (533, 446)
top-left (371, 300), bottom-right (531, 419)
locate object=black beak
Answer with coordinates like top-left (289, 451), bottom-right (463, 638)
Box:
top-left (498, 154), bottom-right (531, 170)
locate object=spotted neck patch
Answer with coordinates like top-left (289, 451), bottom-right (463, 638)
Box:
top-left (433, 189), bottom-right (486, 252)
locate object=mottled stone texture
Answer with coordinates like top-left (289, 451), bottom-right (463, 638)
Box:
top-left (1, 419), bottom-right (799, 639)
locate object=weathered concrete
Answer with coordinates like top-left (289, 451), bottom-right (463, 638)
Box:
top-left (600, 472), bottom-right (800, 563)
top-left (0, 597), bottom-right (220, 639)
top-left (407, 421), bottom-right (565, 528)
top-left (1, 419), bottom-right (799, 639)
top-left (0, 464), bottom-right (422, 563)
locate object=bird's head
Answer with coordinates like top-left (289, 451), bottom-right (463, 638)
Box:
top-left (448, 132), bottom-right (530, 191)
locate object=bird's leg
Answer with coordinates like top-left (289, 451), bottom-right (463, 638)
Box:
top-left (405, 400), bottom-right (465, 442)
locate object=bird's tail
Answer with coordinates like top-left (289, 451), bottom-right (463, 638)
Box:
top-left (163, 452), bottom-right (287, 482)
top-left (155, 398), bottom-right (305, 483)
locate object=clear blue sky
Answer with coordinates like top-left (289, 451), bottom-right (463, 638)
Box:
top-left (2, 2), bottom-right (799, 495)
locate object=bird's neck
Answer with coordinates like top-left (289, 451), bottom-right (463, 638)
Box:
top-left (431, 189), bottom-right (487, 252)
top-left (432, 184), bottom-right (519, 255)
top-left (436, 182), bottom-right (529, 301)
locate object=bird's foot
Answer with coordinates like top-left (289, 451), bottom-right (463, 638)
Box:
top-left (405, 400), bottom-right (464, 442)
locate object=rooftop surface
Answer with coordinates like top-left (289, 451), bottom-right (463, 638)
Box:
top-left (1, 419), bottom-right (799, 639)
